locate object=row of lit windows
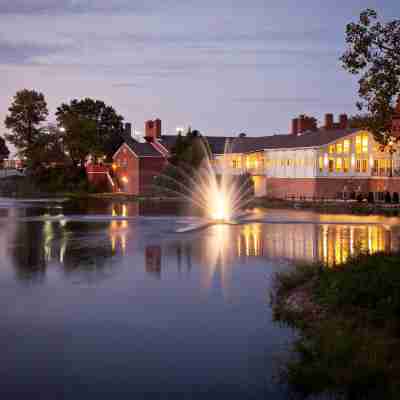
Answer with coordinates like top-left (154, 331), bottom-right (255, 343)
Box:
top-left (319, 157), bottom-right (368, 173)
top-left (328, 135), bottom-right (369, 155)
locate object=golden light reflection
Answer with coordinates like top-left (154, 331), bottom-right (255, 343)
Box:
top-left (109, 204), bottom-right (129, 255)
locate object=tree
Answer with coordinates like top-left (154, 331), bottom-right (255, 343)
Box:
top-left (0, 136), bottom-right (10, 162)
top-left (56, 98), bottom-right (124, 161)
top-left (57, 114), bottom-right (98, 168)
top-left (341, 9), bottom-right (400, 143)
top-left (169, 128), bottom-right (212, 169)
top-left (4, 89), bottom-right (49, 161)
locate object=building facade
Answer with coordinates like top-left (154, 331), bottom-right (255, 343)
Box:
top-left (88, 98), bottom-right (400, 200)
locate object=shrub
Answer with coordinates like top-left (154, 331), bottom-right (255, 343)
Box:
top-left (392, 192), bottom-right (399, 204)
top-left (368, 192), bottom-right (375, 203)
top-left (385, 191), bottom-right (392, 203)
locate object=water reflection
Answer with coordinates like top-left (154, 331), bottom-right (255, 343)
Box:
top-left (2, 199), bottom-right (400, 286)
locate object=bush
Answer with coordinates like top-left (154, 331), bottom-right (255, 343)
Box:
top-left (368, 192), bottom-right (375, 203)
top-left (392, 192), bottom-right (399, 204)
top-left (356, 193), bottom-right (364, 202)
top-left (385, 191), bottom-right (392, 203)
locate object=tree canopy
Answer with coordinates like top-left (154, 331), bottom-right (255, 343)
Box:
top-left (56, 98), bottom-right (124, 162)
top-left (341, 9), bottom-right (400, 142)
top-left (4, 89), bottom-right (49, 161)
top-left (169, 128), bottom-right (212, 169)
top-left (0, 136), bottom-right (10, 162)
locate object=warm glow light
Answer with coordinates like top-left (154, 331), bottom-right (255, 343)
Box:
top-left (121, 176), bottom-right (129, 183)
top-left (112, 163), bottom-right (117, 171)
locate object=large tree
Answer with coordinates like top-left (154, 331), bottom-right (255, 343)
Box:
top-left (341, 9), bottom-right (400, 143)
top-left (4, 89), bottom-right (49, 161)
top-left (0, 136), bottom-right (10, 162)
top-left (56, 98), bottom-right (124, 161)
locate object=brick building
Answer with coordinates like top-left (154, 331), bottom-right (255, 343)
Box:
top-left (88, 98), bottom-right (400, 200)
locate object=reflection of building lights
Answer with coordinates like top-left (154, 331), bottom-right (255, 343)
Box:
top-left (122, 204), bottom-right (127, 217)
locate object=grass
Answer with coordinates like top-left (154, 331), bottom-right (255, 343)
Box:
top-left (273, 253), bottom-right (400, 399)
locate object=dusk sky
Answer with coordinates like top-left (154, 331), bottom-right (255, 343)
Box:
top-left (1, 0), bottom-right (399, 153)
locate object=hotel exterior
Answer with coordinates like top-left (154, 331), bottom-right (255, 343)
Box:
top-left (88, 99), bottom-right (400, 200)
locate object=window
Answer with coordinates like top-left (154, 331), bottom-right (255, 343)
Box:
top-left (336, 143), bottom-right (343, 154)
top-left (232, 159), bottom-right (238, 169)
top-left (329, 145), bottom-right (335, 154)
top-left (362, 159), bottom-right (368, 172)
top-left (355, 136), bottom-right (362, 154)
top-left (362, 135), bottom-right (369, 153)
top-left (343, 158), bottom-right (350, 173)
top-left (319, 157), bottom-right (324, 173)
top-left (343, 140), bottom-right (350, 153)
top-left (336, 158), bottom-right (343, 172)
top-left (356, 159), bottom-right (361, 173)
top-left (328, 159), bottom-right (334, 173)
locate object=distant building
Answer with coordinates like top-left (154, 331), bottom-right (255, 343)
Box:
top-left (87, 97), bottom-right (400, 200)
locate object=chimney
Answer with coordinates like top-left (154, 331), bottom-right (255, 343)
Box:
top-left (154, 118), bottom-right (162, 139)
top-left (145, 119), bottom-right (162, 141)
top-left (145, 120), bottom-right (154, 141)
top-left (325, 114), bottom-right (334, 130)
top-left (298, 115), bottom-right (306, 133)
top-left (291, 118), bottom-right (299, 135)
top-left (339, 114), bottom-right (348, 129)
top-left (124, 122), bottom-right (132, 137)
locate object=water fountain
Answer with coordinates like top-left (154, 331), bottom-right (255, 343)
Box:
top-left (156, 139), bottom-right (254, 232)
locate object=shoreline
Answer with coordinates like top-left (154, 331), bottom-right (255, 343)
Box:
top-left (272, 253), bottom-right (400, 399)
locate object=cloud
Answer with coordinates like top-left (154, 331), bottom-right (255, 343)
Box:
top-left (112, 83), bottom-right (143, 88)
top-left (0, 0), bottom-right (151, 15)
top-left (234, 97), bottom-right (354, 107)
top-left (0, 37), bottom-right (64, 65)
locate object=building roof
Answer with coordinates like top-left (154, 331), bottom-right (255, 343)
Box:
top-left (159, 135), bottom-right (235, 155)
top-left (160, 128), bottom-right (359, 155)
top-left (120, 134), bottom-right (164, 158)
top-left (227, 128), bottom-right (360, 153)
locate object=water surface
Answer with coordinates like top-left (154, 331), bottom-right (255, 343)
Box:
top-left (1, 198), bottom-right (399, 399)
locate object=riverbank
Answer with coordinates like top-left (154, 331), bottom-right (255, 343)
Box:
top-left (252, 197), bottom-right (400, 217)
top-left (272, 253), bottom-right (400, 399)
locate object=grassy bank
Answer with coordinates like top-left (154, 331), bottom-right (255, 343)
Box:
top-left (272, 253), bottom-right (400, 399)
top-left (252, 197), bottom-right (400, 217)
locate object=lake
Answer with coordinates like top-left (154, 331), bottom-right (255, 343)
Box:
top-left (1, 198), bottom-right (399, 399)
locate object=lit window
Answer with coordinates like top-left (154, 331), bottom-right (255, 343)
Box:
top-left (336, 158), bottom-right (343, 172)
top-left (319, 157), bottom-right (324, 172)
top-left (329, 145), bottom-right (335, 154)
top-left (336, 143), bottom-right (343, 154)
top-left (343, 158), bottom-right (350, 173)
top-left (362, 135), bottom-right (369, 153)
top-left (328, 159), bottom-right (334, 173)
top-left (343, 140), bottom-right (350, 153)
top-left (232, 159), bottom-right (238, 169)
top-left (362, 159), bottom-right (368, 172)
top-left (355, 136), bottom-right (362, 154)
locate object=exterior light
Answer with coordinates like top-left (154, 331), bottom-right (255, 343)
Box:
top-left (351, 154), bottom-right (356, 168)
top-left (112, 163), bottom-right (117, 171)
top-left (121, 176), bottom-right (129, 183)
top-left (369, 156), bottom-right (374, 168)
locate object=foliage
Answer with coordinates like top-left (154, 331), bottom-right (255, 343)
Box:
top-left (56, 98), bottom-right (124, 162)
top-left (274, 253), bottom-right (400, 399)
top-left (341, 9), bottom-right (400, 143)
top-left (169, 128), bottom-right (212, 169)
top-left (4, 89), bottom-right (49, 162)
top-left (0, 136), bottom-right (10, 161)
